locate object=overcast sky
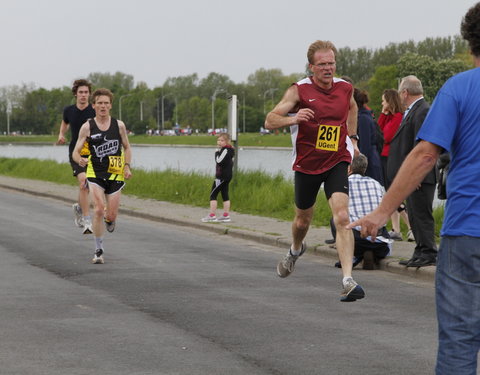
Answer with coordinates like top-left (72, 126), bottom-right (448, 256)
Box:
top-left (0, 0), bottom-right (477, 89)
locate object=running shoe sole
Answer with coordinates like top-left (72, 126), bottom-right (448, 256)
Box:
top-left (201, 217), bottom-right (218, 223)
top-left (83, 227), bottom-right (93, 235)
top-left (341, 285), bottom-right (365, 302)
top-left (92, 256), bottom-right (104, 264)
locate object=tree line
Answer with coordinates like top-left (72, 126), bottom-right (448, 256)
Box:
top-left (0, 35), bottom-right (473, 136)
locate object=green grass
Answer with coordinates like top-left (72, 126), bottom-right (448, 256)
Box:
top-left (0, 157), bottom-right (329, 226)
top-left (433, 203), bottom-right (445, 239)
top-left (0, 157), bottom-right (445, 235)
top-left (0, 135), bottom-right (58, 144)
top-left (0, 157), bottom-right (73, 184)
top-left (0, 133), bottom-right (293, 148)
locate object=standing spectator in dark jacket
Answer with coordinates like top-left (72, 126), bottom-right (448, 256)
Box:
top-left (353, 88), bottom-right (383, 185)
top-left (388, 76), bottom-right (437, 267)
top-left (202, 133), bottom-right (235, 223)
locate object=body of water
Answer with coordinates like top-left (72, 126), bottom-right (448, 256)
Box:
top-left (0, 143), bottom-right (445, 207)
top-left (0, 144), bottom-right (295, 179)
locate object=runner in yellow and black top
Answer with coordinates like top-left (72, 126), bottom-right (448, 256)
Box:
top-left (73, 88), bottom-right (132, 264)
top-left (86, 117), bottom-right (126, 182)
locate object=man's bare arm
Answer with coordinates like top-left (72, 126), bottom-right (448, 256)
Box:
top-left (118, 121), bottom-right (132, 179)
top-left (347, 93), bottom-right (359, 155)
top-left (265, 86), bottom-right (314, 129)
top-left (57, 120), bottom-right (69, 145)
top-left (347, 93), bottom-right (358, 136)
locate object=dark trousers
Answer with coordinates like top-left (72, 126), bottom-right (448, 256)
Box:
top-left (406, 182), bottom-right (438, 258)
top-left (352, 228), bottom-right (390, 259)
top-left (331, 219), bottom-right (390, 259)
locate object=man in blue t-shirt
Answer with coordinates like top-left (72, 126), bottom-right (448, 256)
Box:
top-left (348, 3), bottom-right (480, 373)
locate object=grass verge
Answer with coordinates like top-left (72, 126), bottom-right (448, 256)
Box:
top-left (0, 157), bottom-right (445, 236)
top-left (0, 157), bottom-right (327, 227)
top-left (0, 133), bottom-right (293, 148)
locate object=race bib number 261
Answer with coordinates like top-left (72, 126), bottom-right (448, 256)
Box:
top-left (316, 124), bottom-right (340, 151)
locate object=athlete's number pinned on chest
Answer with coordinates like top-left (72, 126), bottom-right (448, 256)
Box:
top-left (108, 155), bottom-right (124, 175)
top-left (316, 124), bottom-right (340, 151)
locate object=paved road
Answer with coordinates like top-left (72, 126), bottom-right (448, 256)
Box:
top-left (1, 188), bottom-right (437, 375)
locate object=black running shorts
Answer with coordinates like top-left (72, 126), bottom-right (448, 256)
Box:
top-left (69, 155), bottom-right (88, 177)
top-left (294, 162), bottom-right (349, 210)
top-left (87, 178), bottom-right (125, 195)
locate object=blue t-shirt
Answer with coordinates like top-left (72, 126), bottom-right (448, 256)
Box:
top-left (417, 67), bottom-right (480, 237)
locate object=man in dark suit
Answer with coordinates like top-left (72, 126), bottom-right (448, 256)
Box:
top-left (387, 75), bottom-right (437, 267)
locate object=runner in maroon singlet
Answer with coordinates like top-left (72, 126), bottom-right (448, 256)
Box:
top-left (265, 40), bottom-right (364, 302)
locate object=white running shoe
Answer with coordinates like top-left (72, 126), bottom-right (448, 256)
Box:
top-left (82, 218), bottom-right (93, 235)
top-left (92, 249), bottom-right (104, 264)
top-left (201, 214), bottom-right (218, 223)
top-left (73, 203), bottom-right (83, 228)
top-left (388, 230), bottom-right (403, 241)
top-left (217, 214), bottom-right (231, 222)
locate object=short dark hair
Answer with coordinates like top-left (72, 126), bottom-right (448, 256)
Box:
top-left (461, 2), bottom-right (480, 57)
top-left (353, 88), bottom-right (369, 108)
top-left (72, 79), bottom-right (92, 95)
top-left (351, 154), bottom-right (368, 175)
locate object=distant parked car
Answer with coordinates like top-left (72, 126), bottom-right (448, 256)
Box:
top-left (161, 129), bottom-right (176, 136)
top-left (208, 128), bottom-right (227, 135)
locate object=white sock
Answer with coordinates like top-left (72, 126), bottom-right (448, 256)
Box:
top-left (94, 237), bottom-right (103, 251)
top-left (343, 276), bottom-right (353, 286)
top-left (290, 247), bottom-right (301, 256)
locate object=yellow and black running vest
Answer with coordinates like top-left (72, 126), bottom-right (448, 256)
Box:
top-left (86, 118), bottom-right (125, 181)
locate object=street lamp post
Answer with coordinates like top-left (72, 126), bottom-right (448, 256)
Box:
top-left (6, 100), bottom-right (12, 135)
top-left (263, 88), bottom-right (278, 114)
top-left (119, 94), bottom-right (132, 121)
top-left (156, 97), bottom-right (161, 131)
top-left (174, 97), bottom-right (178, 126)
top-left (211, 88), bottom-right (226, 133)
top-left (242, 93), bottom-right (246, 133)
top-left (161, 93), bottom-right (174, 132)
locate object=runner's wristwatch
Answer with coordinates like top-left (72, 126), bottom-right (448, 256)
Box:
top-left (349, 135), bottom-right (359, 141)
